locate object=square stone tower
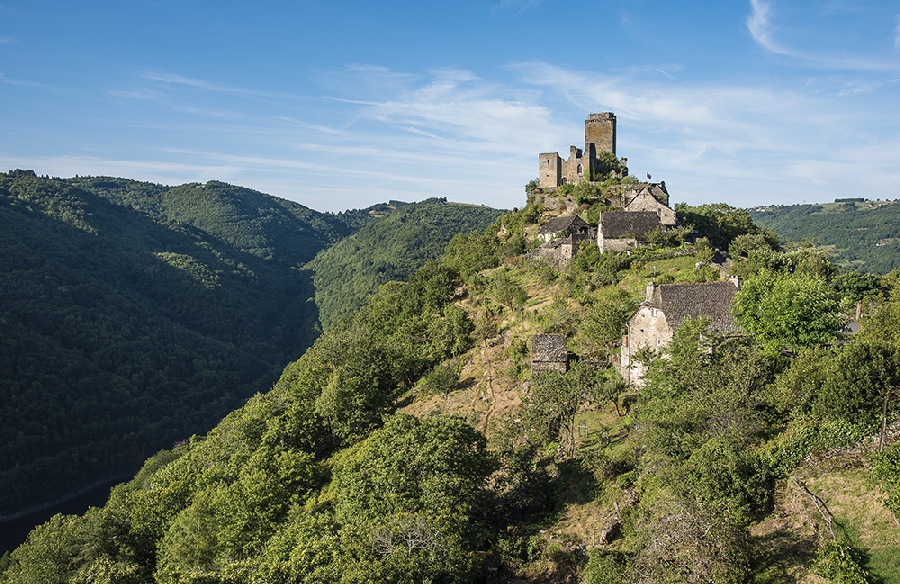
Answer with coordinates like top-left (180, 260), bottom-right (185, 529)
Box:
top-left (585, 112), bottom-right (616, 157)
top-left (538, 112), bottom-right (618, 189)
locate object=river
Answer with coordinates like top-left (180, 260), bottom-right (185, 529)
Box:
top-left (0, 476), bottom-right (128, 556)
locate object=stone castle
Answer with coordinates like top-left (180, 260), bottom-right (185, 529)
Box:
top-left (539, 112), bottom-right (624, 189)
top-left (529, 112), bottom-right (677, 261)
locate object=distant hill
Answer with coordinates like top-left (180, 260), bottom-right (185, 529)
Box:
top-left (0, 172), bottom-right (352, 516)
top-left (306, 199), bottom-right (505, 330)
top-left (0, 173), bottom-right (502, 518)
top-left (749, 199), bottom-right (900, 274)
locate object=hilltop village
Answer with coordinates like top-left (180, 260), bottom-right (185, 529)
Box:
top-left (525, 113), bottom-right (738, 386)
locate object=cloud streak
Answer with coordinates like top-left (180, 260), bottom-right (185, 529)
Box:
top-left (0, 71), bottom-right (54, 89)
top-left (141, 71), bottom-right (305, 101)
top-left (747, 0), bottom-right (787, 55)
top-left (895, 15), bottom-right (900, 50)
top-left (746, 1), bottom-right (900, 71)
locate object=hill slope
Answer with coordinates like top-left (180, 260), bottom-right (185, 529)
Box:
top-left (0, 172), bottom-right (349, 516)
top-left (306, 198), bottom-right (505, 329)
top-left (5, 200), bottom-right (897, 582)
top-left (749, 199), bottom-right (900, 274)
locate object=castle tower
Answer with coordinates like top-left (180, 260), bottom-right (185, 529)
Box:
top-left (585, 112), bottom-right (616, 157)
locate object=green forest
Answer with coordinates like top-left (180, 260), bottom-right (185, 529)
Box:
top-left (306, 199), bottom-right (504, 330)
top-left (3, 186), bottom-right (898, 583)
top-left (0, 172), bottom-right (501, 518)
top-left (749, 199), bottom-right (900, 274)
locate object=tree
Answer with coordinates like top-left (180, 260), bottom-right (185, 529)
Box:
top-left (522, 362), bottom-right (606, 456)
top-left (733, 270), bottom-right (842, 354)
top-left (812, 339), bottom-right (900, 430)
top-left (676, 203), bottom-right (760, 250)
top-left (329, 414), bottom-right (496, 583)
top-left (577, 287), bottom-right (637, 361)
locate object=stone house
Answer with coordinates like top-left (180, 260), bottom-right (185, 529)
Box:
top-left (537, 214), bottom-right (592, 243)
top-left (597, 211), bottom-right (664, 252)
top-left (531, 334), bottom-right (569, 374)
top-left (618, 278), bottom-right (741, 386)
top-left (528, 234), bottom-right (579, 265)
top-left (624, 186), bottom-right (676, 227)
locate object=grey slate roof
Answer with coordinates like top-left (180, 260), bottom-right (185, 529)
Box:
top-left (648, 281), bottom-right (738, 332)
top-left (599, 211), bottom-right (661, 239)
top-left (531, 334), bottom-right (568, 362)
top-left (538, 214), bottom-right (589, 235)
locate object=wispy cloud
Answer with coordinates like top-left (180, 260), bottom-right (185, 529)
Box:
top-left (746, 1), bottom-right (900, 71)
top-left (327, 66), bottom-right (563, 153)
top-left (494, 0), bottom-right (542, 13)
top-left (106, 88), bottom-right (161, 100)
top-left (895, 15), bottom-right (900, 50)
top-left (747, 0), bottom-right (790, 55)
top-left (0, 36), bottom-right (14, 44)
top-left (141, 70), bottom-right (303, 100)
top-left (0, 71), bottom-right (53, 89)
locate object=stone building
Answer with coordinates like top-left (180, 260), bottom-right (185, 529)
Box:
top-left (528, 235), bottom-right (579, 265)
top-left (539, 113), bottom-right (620, 189)
top-left (537, 214), bottom-right (592, 243)
top-left (531, 334), bottom-right (569, 374)
top-left (618, 278), bottom-right (741, 386)
top-left (597, 211), bottom-right (664, 252)
top-left (623, 186), bottom-right (676, 226)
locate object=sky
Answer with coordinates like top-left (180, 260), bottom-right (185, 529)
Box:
top-left (1, 0), bottom-right (899, 213)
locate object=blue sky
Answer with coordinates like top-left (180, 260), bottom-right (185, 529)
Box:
top-left (1, 0), bottom-right (899, 212)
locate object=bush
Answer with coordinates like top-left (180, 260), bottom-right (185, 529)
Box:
top-left (811, 540), bottom-right (872, 583)
top-left (584, 550), bottom-right (629, 584)
top-left (874, 442), bottom-right (900, 520)
top-left (419, 362), bottom-right (461, 396)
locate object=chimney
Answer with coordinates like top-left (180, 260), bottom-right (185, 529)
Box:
top-left (729, 275), bottom-right (741, 290)
top-left (646, 281), bottom-right (657, 301)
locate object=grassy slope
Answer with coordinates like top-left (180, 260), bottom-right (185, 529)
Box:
top-left (400, 250), bottom-right (900, 582)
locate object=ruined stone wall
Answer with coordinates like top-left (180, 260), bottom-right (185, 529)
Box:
top-left (562, 146), bottom-right (585, 185)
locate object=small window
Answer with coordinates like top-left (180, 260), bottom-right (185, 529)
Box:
top-left (577, 164), bottom-right (583, 174)
top-left (561, 177), bottom-right (568, 185)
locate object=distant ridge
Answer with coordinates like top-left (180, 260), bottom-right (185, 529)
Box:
top-left (749, 199), bottom-right (900, 274)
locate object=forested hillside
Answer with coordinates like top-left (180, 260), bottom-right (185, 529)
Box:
top-left (5, 193), bottom-right (897, 583)
top-left (749, 199), bottom-right (900, 274)
top-left (306, 199), bottom-right (505, 330)
top-left (0, 172), bottom-right (348, 517)
top-left (0, 172), bottom-right (502, 520)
